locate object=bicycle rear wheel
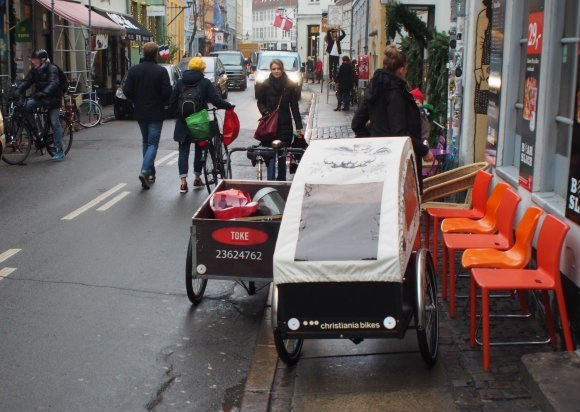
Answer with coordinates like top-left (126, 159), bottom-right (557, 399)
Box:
top-left (61, 117), bottom-right (73, 155)
top-left (2, 121), bottom-right (33, 165)
top-left (202, 142), bottom-right (226, 194)
top-left (78, 99), bottom-right (102, 128)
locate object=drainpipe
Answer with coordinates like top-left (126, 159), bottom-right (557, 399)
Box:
top-left (364, 0), bottom-right (369, 54)
top-left (6, 0), bottom-right (12, 81)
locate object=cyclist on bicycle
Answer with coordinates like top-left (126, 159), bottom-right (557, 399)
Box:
top-left (18, 49), bottom-right (65, 160)
top-left (170, 56), bottom-right (234, 193)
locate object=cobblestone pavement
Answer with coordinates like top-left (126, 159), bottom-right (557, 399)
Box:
top-left (305, 85), bottom-right (559, 410)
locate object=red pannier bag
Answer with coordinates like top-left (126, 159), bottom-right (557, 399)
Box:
top-left (222, 108), bottom-right (240, 146)
top-left (210, 189), bottom-right (259, 220)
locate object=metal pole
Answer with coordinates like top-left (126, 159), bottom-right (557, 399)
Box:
top-left (87, 0), bottom-right (92, 90)
top-left (51, 0), bottom-right (56, 61)
top-left (6, 0), bottom-right (12, 81)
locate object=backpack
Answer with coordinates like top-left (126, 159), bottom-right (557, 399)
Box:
top-left (53, 64), bottom-right (69, 96)
top-left (178, 81), bottom-right (204, 118)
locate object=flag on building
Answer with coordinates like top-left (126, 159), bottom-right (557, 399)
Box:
top-left (159, 45), bottom-right (170, 59)
top-left (273, 9), bottom-right (293, 31)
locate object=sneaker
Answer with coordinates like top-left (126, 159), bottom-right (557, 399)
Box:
top-left (193, 176), bottom-right (203, 188)
top-left (148, 175), bottom-right (156, 184)
top-left (52, 151), bottom-right (65, 161)
top-left (180, 181), bottom-right (188, 193)
top-left (333, 107), bottom-right (342, 111)
top-left (139, 172), bottom-right (150, 189)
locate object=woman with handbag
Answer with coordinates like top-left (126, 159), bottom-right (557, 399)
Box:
top-left (170, 57), bottom-right (233, 193)
top-left (255, 58), bottom-right (303, 181)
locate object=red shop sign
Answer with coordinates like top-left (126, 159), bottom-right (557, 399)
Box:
top-left (526, 11), bottom-right (544, 55)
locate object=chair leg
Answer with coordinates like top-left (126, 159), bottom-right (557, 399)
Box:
top-left (482, 288), bottom-right (490, 371)
top-left (554, 288), bottom-right (574, 351)
top-left (542, 291), bottom-right (557, 348)
top-left (518, 290), bottom-right (529, 315)
top-left (449, 247), bottom-right (456, 318)
top-left (441, 242), bottom-right (447, 300)
top-left (470, 276), bottom-right (477, 348)
top-left (433, 217), bottom-right (439, 272)
top-left (424, 214), bottom-right (430, 249)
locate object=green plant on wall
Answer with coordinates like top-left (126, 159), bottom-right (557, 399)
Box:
top-left (427, 31), bottom-right (450, 144)
top-left (400, 36), bottom-right (422, 89)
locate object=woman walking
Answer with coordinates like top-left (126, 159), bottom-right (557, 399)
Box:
top-left (256, 59), bottom-right (303, 181)
top-left (351, 45), bottom-right (434, 189)
top-left (171, 56), bottom-right (234, 193)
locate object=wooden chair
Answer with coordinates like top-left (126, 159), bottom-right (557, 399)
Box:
top-left (468, 214), bottom-right (572, 371)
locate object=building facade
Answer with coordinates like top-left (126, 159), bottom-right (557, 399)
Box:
top-left (251, 0), bottom-right (296, 51)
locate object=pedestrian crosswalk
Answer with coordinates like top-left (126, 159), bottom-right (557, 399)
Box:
top-left (0, 248), bottom-right (21, 281)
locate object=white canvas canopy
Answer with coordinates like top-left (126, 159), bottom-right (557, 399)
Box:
top-left (273, 137), bottom-right (421, 284)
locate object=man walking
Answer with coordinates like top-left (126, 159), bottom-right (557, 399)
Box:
top-left (123, 42), bottom-right (171, 189)
top-left (334, 56), bottom-right (354, 111)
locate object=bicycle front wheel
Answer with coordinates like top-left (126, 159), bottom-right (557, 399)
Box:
top-left (2, 121), bottom-right (33, 165)
top-left (78, 99), bottom-right (102, 128)
top-left (61, 117), bottom-right (73, 155)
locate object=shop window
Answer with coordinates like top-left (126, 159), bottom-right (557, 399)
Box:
top-left (552, 0), bottom-right (580, 197)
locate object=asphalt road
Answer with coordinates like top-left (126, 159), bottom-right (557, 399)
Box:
top-left (0, 81), bottom-right (312, 411)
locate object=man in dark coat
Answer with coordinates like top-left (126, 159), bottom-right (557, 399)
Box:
top-left (326, 28), bottom-right (346, 80)
top-left (19, 49), bottom-right (65, 159)
top-left (170, 56), bottom-right (233, 193)
top-left (334, 56), bottom-right (355, 111)
top-left (351, 45), bottom-right (434, 188)
top-left (123, 42), bottom-right (172, 189)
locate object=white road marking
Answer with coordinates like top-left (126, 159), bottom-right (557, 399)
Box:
top-left (62, 183), bottom-right (127, 220)
top-left (96, 191), bottom-right (131, 212)
top-left (155, 151), bottom-right (179, 167)
top-left (166, 157), bottom-right (179, 166)
top-left (0, 267), bottom-right (16, 278)
top-left (0, 249), bottom-right (21, 264)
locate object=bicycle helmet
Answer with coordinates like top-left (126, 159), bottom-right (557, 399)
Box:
top-left (31, 49), bottom-right (48, 60)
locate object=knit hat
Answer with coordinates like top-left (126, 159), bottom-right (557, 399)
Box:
top-left (410, 88), bottom-right (424, 102)
top-left (188, 56), bottom-right (206, 72)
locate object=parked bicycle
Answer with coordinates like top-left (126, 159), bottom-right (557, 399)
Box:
top-left (70, 82), bottom-right (102, 128)
top-left (1, 86), bottom-right (73, 165)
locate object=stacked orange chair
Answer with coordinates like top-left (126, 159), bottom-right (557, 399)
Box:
top-left (467, 214), bottom-right (573, 371)
top-left (437, 182), bottom-right (512, 313)
top-left (442, 188), bottom-right (521, 317)
top-left (424, 170), bottom-right (493, 274)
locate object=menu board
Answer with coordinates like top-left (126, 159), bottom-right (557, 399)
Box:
top-left (518, 0), bottom-right (544, 191)
top-left (485, 1), bottom-right (505, 168)
top-left (565, 58), bottom-right (580, 224)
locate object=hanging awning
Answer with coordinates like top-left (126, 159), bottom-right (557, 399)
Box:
top-left (92, 8), bottom-right (153, 41)
top-left (35, 0), bottom-right (125, 34)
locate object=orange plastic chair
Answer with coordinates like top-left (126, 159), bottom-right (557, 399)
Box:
top-left (424, 170), bottom-right (492, 270)
top-left (469, 214), bottom-right (573, 371)
top-left (441, 182), bottom-right (509, 234)
top-left (441, 188), bottom-right (521, 317)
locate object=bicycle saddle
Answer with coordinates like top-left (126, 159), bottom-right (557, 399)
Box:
top-left (246, 145), bottom-right (275, 166)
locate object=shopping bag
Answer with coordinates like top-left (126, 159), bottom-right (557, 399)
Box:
top-left (185, 109), bottom-right (210, 141)
top-left (253, 108), bottom-right (279, 143)
top-left (222, 108), bottom-right (240, 146)
top-left (210, 189), bottom-right (259, 220)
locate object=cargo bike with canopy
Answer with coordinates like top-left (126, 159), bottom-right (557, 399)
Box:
top-left (271, 137), bottom-right (439, 366)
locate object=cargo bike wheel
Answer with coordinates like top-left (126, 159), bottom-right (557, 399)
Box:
top-left (271, 286), bottom-right (303, 365)
top-left (414, 248), bottom-right (439, 366)
top-left (186, 238), bottom-right (208, 305)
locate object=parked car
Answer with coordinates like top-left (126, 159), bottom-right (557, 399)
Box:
top-left (209, 51), bottom-right (247, 90)
top-left (177, 56), bottom-right (229, 99)
top-left (114, 63), bottom-right (181, 120)
top-left (254, 51), bottom-right (303, 99)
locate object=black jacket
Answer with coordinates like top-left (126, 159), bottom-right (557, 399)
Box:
top-left (335, 62), bottom-right (354, 91)
top-left (326, 29), bottom-right (346, 54)
top-left (123, 57), bottom-right (171, 121)
top-left (170, 70), bottom-right (233, 143)
top-left (351, 69), bottom-right (430, 181)
top-left (256, 73), bottom-right (303, 144)
top-left (19, 61), bottom-right (61, 109)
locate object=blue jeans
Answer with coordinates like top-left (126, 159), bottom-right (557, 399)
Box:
top-left (267, 154), bottom-right (286, 181)
top-left (138, 121), bottom-right (163, 176)
top-left (178, 140), bottom-right (203, 177)
top-left (25, 99), bottom-right (63, 152)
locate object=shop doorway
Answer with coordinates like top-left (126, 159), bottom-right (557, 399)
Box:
top-left (307, 24), bottom-right (320, 58)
